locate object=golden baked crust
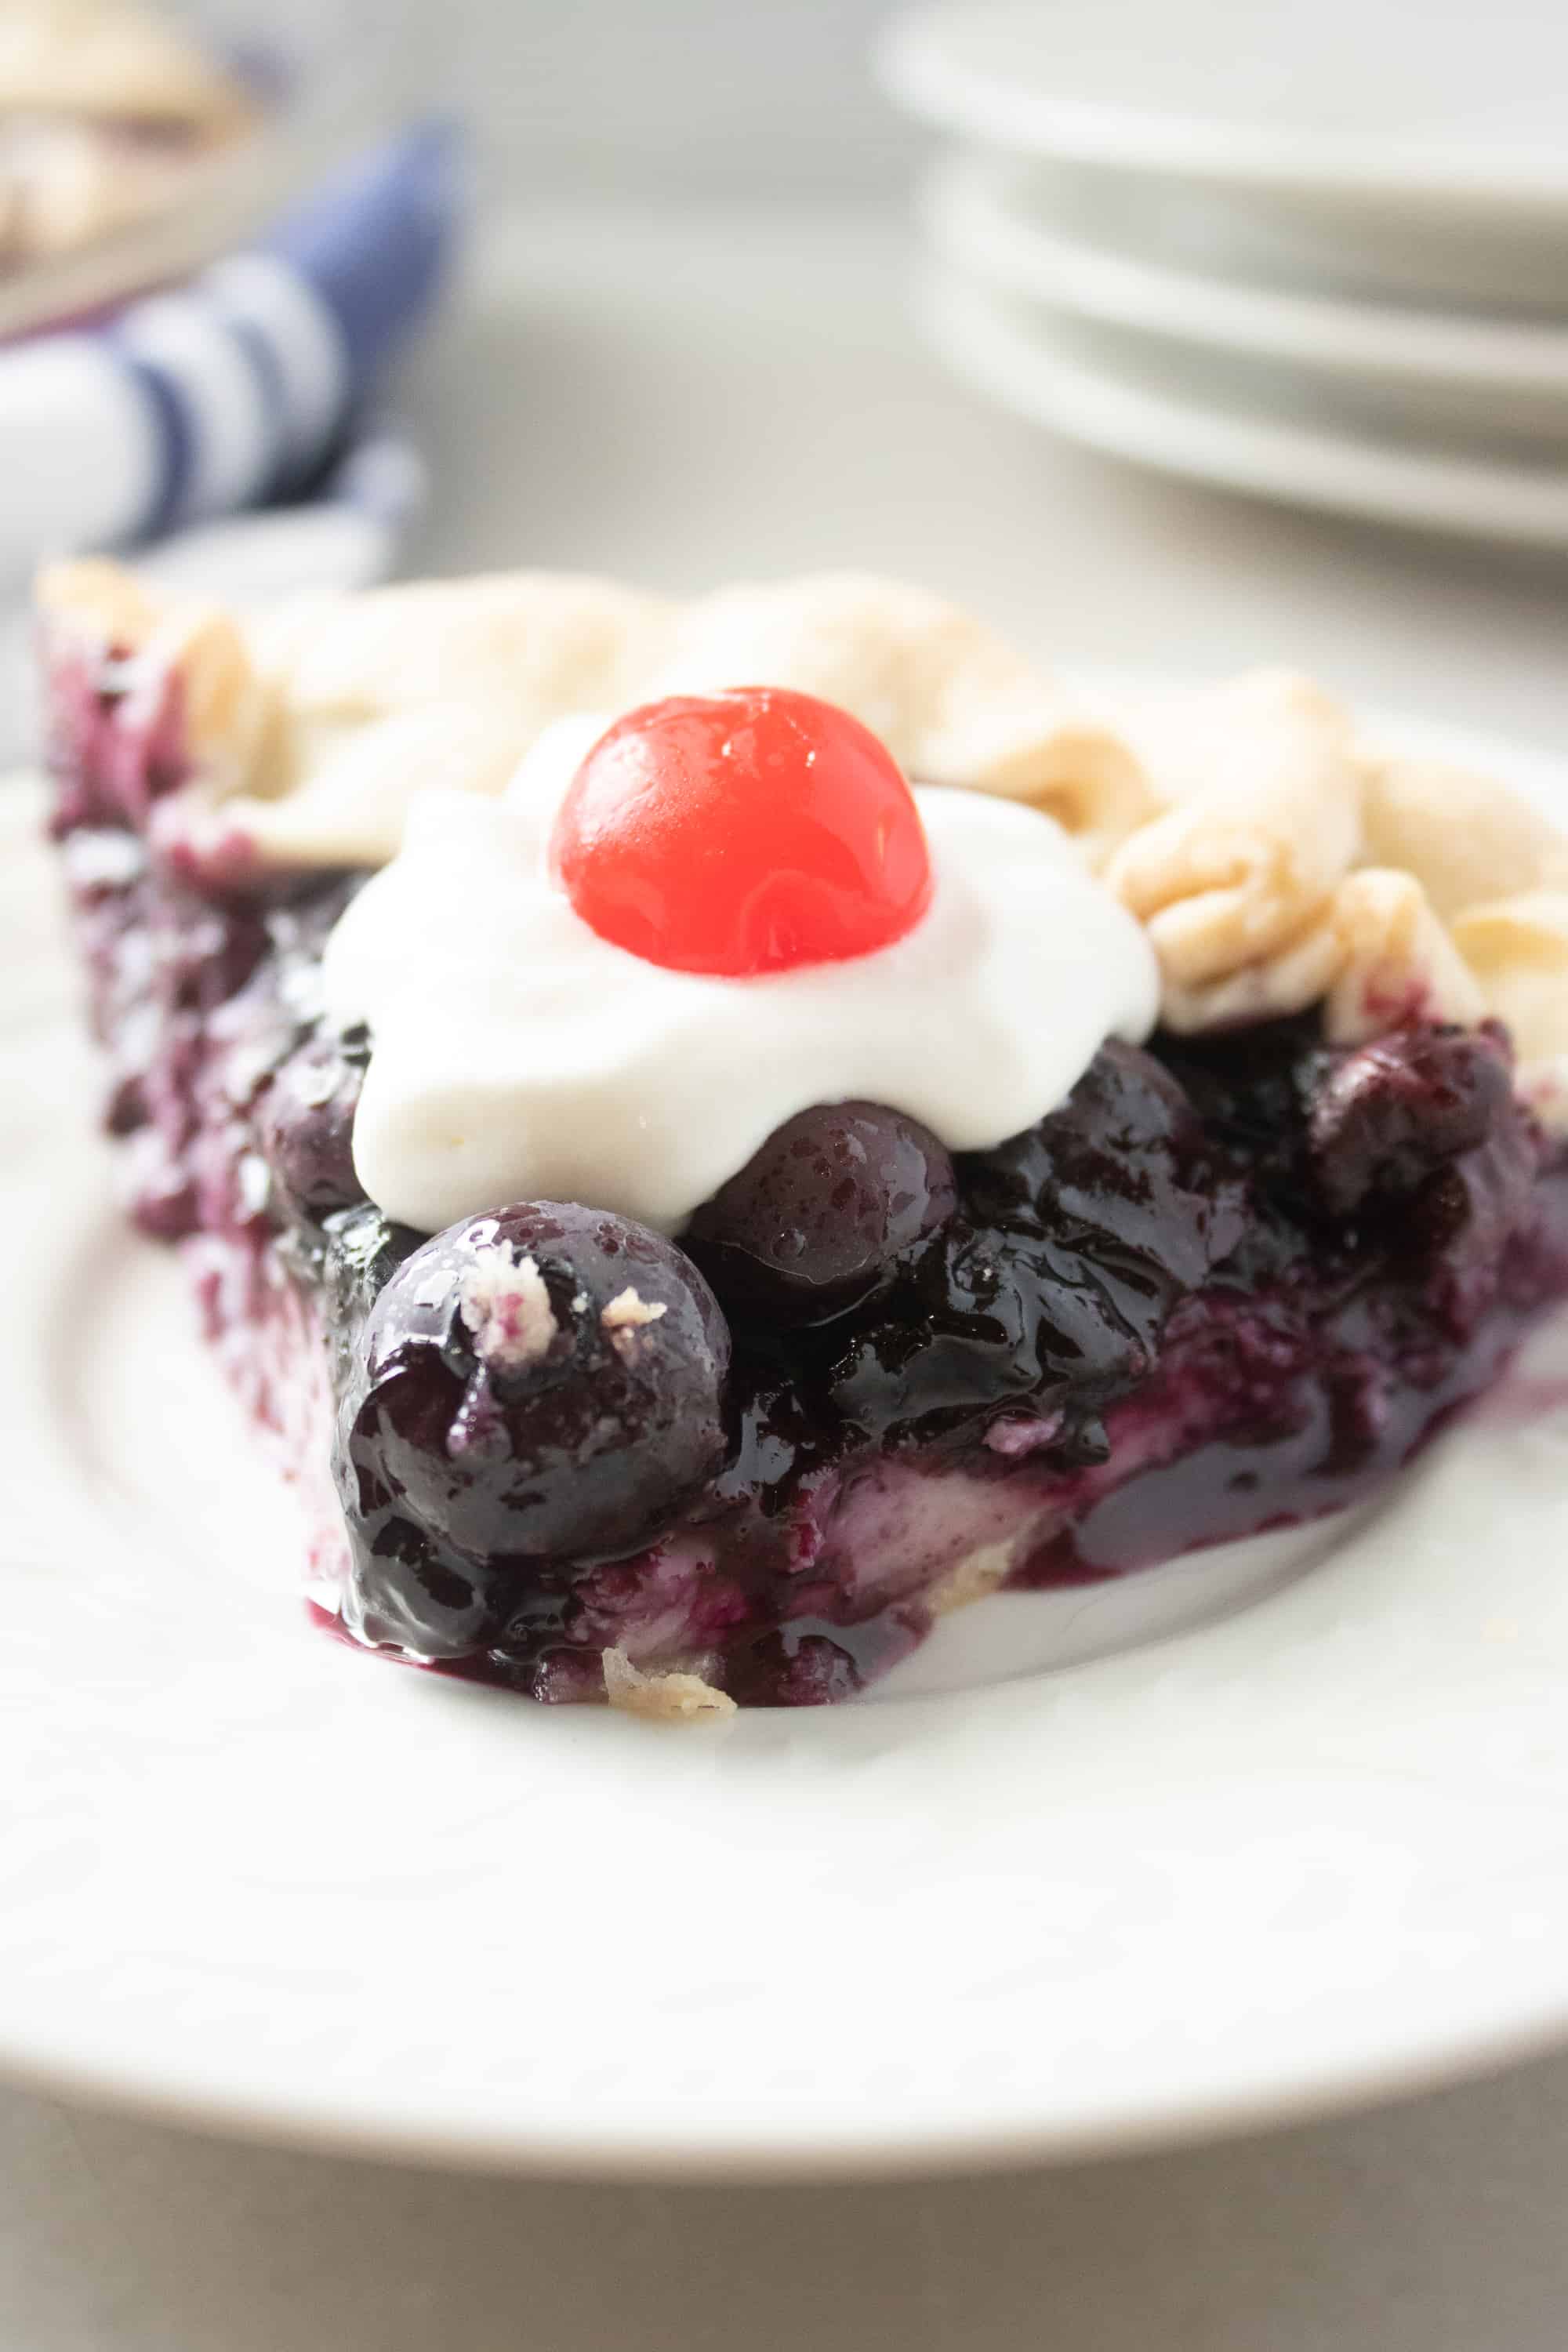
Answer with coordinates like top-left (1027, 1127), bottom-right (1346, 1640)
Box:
top-left (41, 556), bottom-right (270, 793)
top-left (1359, 751), bottom-right (1568, 918)
top-left (40, 560), bottom-right (1145, 873)
top-left (601, 1647), bottom-right (737, 1722)
top-left (36, 557), bottom-right (1568, 1122)
top-left (1452, 891), bottom-right (1568, 1126)
top-left (1107, 670), bottom-right (1360, 1023)
top-left (1101, 670), bottom-right (1568, 1116)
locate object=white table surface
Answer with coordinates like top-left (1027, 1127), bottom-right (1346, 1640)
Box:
top-left (9, 203), bottom-right (1568, 2351)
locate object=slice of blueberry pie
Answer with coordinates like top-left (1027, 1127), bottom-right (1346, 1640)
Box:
top-left (39, 557), bottom-right (1568, 1715)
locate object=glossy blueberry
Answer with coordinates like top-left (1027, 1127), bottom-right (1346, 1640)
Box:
top-left (259, 1033), bottom-right (367, 1216)
top-left (963, 1039), bottom-right (1237, 1288)
top-left (826, 1044), bottom-right (1245, 1446)
top-left (335, 1203), bottom-right (731, 1655)
top-left (1303, 1025), bottom-right (1515, 1219)
top-left (316, 1201), bottom-right (423, 1393)
top-left (685, 1100), bottom-right (957, 1323)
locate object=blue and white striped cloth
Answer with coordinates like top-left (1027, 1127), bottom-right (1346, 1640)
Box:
top-left (3, 120), bottom-right (462, 582)
top-left (0, 124), bottom-right (460, 765)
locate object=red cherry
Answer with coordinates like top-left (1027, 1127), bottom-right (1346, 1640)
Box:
top-left (549, 687), bottom-right (933, 977)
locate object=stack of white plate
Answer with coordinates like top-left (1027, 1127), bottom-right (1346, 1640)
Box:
top-left (876, 0), bottom-right (1568, 549)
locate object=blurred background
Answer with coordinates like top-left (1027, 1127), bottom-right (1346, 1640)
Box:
top-left (432, 0), bottom-right (918, 198)
top-left (9, 0), bottom-right (1568, 724)
top-left (8, 5), bottom-right (1568, 2349)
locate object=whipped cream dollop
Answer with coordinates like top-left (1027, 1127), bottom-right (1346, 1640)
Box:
top-left (322, 717), bottom-right (1160, 1236)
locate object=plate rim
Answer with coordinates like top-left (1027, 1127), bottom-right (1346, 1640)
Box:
top-left (877, 2), bottom-right (1568, 216)
top-left (920, 152), bottom-right (1568, 397)
top-left (2, 1962), bottom-right (1566, 2183)
top-left (919, 267), bottom-right (1568, 551)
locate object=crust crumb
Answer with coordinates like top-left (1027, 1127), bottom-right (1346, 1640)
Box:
top-left (602, 1286), bottom-right (667, 1330)
top-left (459, 1247), bottom-right (557, 1370)
top-left (602, 1647), bottom-right (736, 1722)
top-left (926, 1541), bottom-right (1013, 1618)
top-left (601, 1286), bottom-right (668, 1360)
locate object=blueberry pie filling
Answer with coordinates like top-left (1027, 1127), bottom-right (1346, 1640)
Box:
top-left (40, 561), bottom-right (1568, 1714)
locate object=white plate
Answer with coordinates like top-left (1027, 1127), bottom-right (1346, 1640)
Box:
top-left (923, 154), bottom-right (1568, 441)
top-left (877, 0), bottom-right (1568, 218)
top-left (1036, 172), bottom-right (1568, 319)
top-left (5, 704), bottom-right (1568, 2178)
top-left (920, 268), bottom-right (1568, 551)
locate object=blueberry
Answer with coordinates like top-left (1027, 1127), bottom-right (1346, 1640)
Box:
top-left (315, 1201), bottom-right (423, 1396)
top-left (824, 1219), bottom-right (1050, 1439)
top-left (335, 1203), bottom-right (731, 1656)
top-left (1303, 1025), bottom-right (1514, 1220)
top-left (962, 1040), bottom-right (1243, 1304)
top-left (259, 1033), bottom-right (367, 1217)
top-left (825, 1045), bottom-right (1245, 1447)
top-left (685, 1101), bottom-right (956, 1323)
top-left (1156, 1014), bottom-right (1322, 1207)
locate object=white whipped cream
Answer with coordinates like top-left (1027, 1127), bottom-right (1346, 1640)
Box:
top-left (321, 717), bottom-right (1160, 1236)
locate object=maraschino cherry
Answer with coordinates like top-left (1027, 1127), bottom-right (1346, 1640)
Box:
top-left (549, 687), bottom-right (933, 977)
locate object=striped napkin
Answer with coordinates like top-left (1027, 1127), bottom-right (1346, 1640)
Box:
top-left (2, 117), bottom-right (463, 583)
top-left (0, 122), bottom-right (463, 762)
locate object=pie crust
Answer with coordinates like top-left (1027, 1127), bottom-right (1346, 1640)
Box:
top-left (39, 556), bottom-right (1568, 1119)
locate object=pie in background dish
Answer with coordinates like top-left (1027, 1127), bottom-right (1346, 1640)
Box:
top-left (0, 1), bottom-right (255, 271)
top-left (38, 556), bottom-right (1568, 1717)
